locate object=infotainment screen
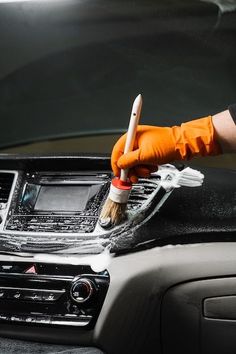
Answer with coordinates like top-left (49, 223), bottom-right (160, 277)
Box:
top-left (21, 183), bottom-right (101, 213)
top-left (35, 186), bottom-right (90, 212)
top-left (7, 173), bottom-right (109, 233)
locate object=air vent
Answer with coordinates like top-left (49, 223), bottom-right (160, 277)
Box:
top-left (0, 173), bottom-right (14, 203)
top-left (127, 179), bottom-right (158, 211)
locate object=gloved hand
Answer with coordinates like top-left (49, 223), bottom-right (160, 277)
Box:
top-left (111, 116), bottom-right (222, 183)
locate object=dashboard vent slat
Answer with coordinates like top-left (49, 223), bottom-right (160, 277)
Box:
top-left (127, 178), bottom-right (158, 210)
top-left (0, 173), bottom-right (14, 203)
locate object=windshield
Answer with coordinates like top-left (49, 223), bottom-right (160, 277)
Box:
top-left (0, 0), bottom-right (236, 168)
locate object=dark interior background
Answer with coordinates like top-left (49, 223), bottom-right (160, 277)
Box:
top-left (0, 0), bottom-right (235, 167)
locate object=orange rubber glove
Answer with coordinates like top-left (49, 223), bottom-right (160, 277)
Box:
top-left (111, 116), bottom-right (222, 183)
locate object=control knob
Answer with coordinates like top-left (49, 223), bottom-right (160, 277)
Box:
top-left (70, 278), bottom-right (94, 303)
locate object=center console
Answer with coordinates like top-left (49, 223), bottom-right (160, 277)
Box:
top-left (0, 164), bottom-right (114, 330)
top-left (0, 260), bottom-right (109, 328)
top-left (0, 156), bottom-right (174, 334)
top-left (0, 155), bottom-right (234, 354)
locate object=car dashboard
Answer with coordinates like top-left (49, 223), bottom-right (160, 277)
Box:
top-left (0, 0), bottom-right (236, 351)
top-left (0, 154), bottom-right (234, 354)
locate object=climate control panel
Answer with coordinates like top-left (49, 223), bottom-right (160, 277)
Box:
top-left (0, 261), bottom-right (109, 328)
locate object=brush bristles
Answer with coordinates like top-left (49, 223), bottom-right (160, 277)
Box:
top-left (100, 197), bottom-right (127, 226)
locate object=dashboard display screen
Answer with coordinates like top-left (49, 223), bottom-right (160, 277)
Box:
top-left (21, 183), bottom-right (102, 213)
top-left (34, 186), bottom-right (90, 212)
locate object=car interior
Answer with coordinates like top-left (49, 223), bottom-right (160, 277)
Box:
top-left (0, 0), bottom-right (236, 353)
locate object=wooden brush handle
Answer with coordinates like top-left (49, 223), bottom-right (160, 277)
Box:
top-left (120, 94), bottom-right (142, 182)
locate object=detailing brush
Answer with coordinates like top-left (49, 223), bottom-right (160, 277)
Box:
top-left (99, 94), bottom-right (142, 228)
top-left (158, 165), bottom-right (205, 191)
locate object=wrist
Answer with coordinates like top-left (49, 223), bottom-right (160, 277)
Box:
top-left (212, 110), bottom-right (236, 153)
top-left (171, 116), bottom-right (222, 160)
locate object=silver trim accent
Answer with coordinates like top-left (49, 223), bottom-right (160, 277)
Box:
top-left (0, 170), bottom-right (18, 232)
top-left (0, 314), bottom-right (92, 326)
top-left (0, 286), bottom-right (65, 294)
top-left (50, 318), bottom-right (91, 326)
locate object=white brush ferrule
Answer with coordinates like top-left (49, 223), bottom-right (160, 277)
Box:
top-left (109, 183), bottom-right (131, 204)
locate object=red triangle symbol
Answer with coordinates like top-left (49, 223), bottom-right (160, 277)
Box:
top-left (25, 265), bottom-right (37, 274)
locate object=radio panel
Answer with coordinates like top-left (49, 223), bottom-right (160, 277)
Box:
top-left (4, 170), bottom-right (169, 239)
top-left (5, 172), bottom-right (110, 234)
top-left (0, 166), bottom-right (175, 254)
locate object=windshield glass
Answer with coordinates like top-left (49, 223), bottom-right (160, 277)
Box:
top-left (0, 0), bottom-right (236, 168)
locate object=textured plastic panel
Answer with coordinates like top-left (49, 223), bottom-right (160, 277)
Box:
top-left (162, 278), bottom-right (236, 354)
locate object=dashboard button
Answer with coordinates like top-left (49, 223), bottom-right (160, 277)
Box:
top-left (25, 316), bottom-right (36, 323)
top-left (41, 291), bottom-right (61, 302)
top-left (12, 291), bottom-right (21, 300)
top-left (36, 316), bottom-right (50, 324)
top-left (70, 278), bottom-right (94, 303)
top-left (0, 290), bottom-right (5, 299)
top-left (23, 291), bottom-right (42, 301)
top-left (10, 315), bottom-right (22, 322)
top-left (43, 294), bottom-right (55, 301)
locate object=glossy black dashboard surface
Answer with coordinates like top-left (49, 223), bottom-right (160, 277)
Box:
top-left (0, 154), bottom-right (234, 354)
top-left (117, 165), bottom-right (236, 253)
top-left (0, 154), bottom-right (235, 255)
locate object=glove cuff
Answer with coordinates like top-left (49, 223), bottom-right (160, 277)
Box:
top-left (171, 116), bottom-right (222, 160)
